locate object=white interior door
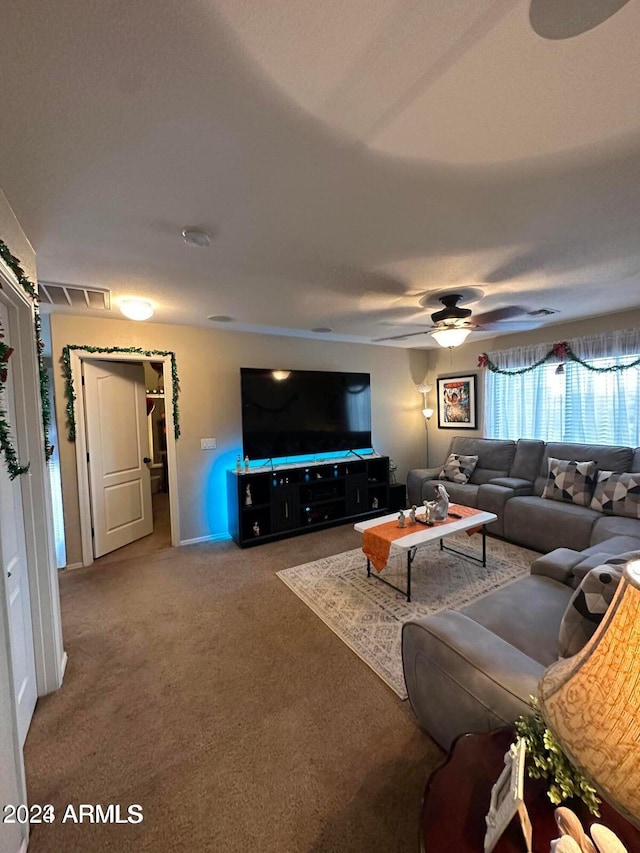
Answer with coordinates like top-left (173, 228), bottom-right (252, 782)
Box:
top-left (0, 301), bottom-right (37, 746)
top-left (83, 360), bottom-right (153, 558)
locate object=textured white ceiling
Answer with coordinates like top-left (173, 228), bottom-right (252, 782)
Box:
top-left (0, 0), bottom-right (639, 347)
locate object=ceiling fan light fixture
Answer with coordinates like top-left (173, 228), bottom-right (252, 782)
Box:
top-left (430, 327), bottom-right (472, 348)
top-left (119, 298), bottom-right (154, 321)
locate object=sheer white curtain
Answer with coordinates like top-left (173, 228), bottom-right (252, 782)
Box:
top-left (564, 331), bottom-right (640, 445)
top-left (484, 330), bottom-right (640, 445)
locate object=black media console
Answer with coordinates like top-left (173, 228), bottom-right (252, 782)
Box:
top-left (227, 455), bottom-right (390, 547)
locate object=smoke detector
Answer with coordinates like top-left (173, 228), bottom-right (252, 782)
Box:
top-left (182, 228), bottom-right (212, 247)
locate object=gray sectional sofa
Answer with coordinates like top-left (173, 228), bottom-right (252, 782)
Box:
top-left (402, 436), bottom-right (640, 749)
top-left (407, 436), bottom-right (640, 550)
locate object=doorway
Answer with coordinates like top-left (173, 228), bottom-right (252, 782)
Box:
top-left (68, 349), bottom-right (180, 568)
top-left (0, 255), bottom-right (65, 853)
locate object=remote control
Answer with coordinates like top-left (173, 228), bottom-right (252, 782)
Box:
top-left (448, 511), bottom-right (462, 518)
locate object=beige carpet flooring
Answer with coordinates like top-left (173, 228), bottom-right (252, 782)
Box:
top-left (92, 491), bottom-right (172, 567)
top-left (24, 524), bottom-right (441, 853)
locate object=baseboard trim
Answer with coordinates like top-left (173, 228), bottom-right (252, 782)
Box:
top-left (63, 562), bottom-right (84, 570)
top-left (179, 533), bottom-right (231, 546)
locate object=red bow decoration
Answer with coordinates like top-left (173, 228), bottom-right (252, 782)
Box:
top-left (552, 341), bottom-right (568, 360)
top-left (0, 344), bottom-right (14, 383)
top-left (477, 353), bottom-right (488, 368)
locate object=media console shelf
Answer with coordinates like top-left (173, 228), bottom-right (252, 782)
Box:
top-left (227, 455), bottom-right (390, 547)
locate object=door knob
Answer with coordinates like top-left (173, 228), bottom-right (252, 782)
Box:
top-left (7, 572), bottom-right (11, 578)
top-left (143, 457), bottom-right (151, 463)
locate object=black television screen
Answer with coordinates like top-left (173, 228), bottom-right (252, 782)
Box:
top-left (240, 368), bottom-right (372, 460)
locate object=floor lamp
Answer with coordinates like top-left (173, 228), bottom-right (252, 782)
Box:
top-left (416, 383), bottom-right (434, 465)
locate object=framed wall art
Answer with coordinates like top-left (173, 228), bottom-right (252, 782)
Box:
top-left (437, 374), bottom-right (478, 429)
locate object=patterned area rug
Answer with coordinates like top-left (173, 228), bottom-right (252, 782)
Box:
top-left (277, 534), bottom-right (538, 698)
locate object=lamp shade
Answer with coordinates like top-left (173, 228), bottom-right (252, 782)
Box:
top-left (430, 327), bottom-right (472, 348)
top-left (538, 560), bottom-right (640, 827)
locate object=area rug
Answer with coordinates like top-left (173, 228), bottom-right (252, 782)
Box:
top-left (276, 534), bottom-right (538, 698)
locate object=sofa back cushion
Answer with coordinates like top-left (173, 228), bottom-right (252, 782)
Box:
top-left (542, 458), bottom-right (598, 506)
top-left (449, 437), bottom-right (515, 484)
top-left (509, 439), bottom-right (545, 482)
top-left (533, 442), bottom-right (634, 496)
top-left (632, 448), bottom-right (640, 473)
top-left (590, 470), bottom-right (640, 518)
top-left (558, 563), bottom-right (623, 658)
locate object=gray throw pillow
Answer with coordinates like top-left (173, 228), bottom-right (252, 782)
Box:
top-left (558, 564), bottom-right (622, 658)
top-left (590, 470), bottom-right (640, 519)
top-left (439, 453), bottom-right (478, 485)
top-left (541, 457), bottom-right (597, 506)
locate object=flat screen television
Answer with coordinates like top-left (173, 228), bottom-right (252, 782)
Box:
top-left (240, 368), bottom-right (372, 460)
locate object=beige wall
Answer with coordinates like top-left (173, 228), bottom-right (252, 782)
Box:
top-left (0, 190), bottom-right (36, 281)
top-left (50, 314), bottom-right (430, 565)
top-left (425, 307), bottom-right (640, 465)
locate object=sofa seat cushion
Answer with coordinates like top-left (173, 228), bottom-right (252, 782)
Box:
top-left (590, 515), bottom-right (640, 546)
top-left (590, 470), bottom-right (640, 518)
top-left (558, 565), bottom-right (623, 658)
top-left (460, 574), bottom-right (573, 666)
top-left (439, 453), bottom-right (478, 484)
top-left (425, 481), bottom-right (479, 507)
top-left (542, 458), bottom-right (597, 506)
top-left (504, 496), bottom-right (601, 552)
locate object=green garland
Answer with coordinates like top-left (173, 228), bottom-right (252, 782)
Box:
top-left (0, 323), bottom-right (30, 479)
top-left (0, 238), bottom-right (53, 477)
top-left (478, 341), bottom-right (640, 375)
top-left (61, 345), bottom-right (180, 441)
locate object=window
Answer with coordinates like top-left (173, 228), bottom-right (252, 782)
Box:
top-left (485, 353), bottom-right (640, 446)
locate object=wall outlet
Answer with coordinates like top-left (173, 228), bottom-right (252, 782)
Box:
top-left (201, 438), bottom-right (217, 450)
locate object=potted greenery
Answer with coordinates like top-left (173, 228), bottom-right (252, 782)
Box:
top-left (515, 698), bottom-right (601, 816)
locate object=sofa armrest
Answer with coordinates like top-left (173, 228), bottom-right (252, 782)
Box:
top-left (409, 466), bottom-right (443, 480)
top-left (476, 484), bottom-right (514, 536)
top-left (402, 612), bottom-right (543, 750)
top-left (407, 467), bottom-right (443, 505)
top-left (487, 477), bottom-right (533, 495)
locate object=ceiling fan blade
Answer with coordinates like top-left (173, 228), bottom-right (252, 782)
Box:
top-left (372, 329), bottom-right (431, 342)
top-left (472, 306), bottom-right (529, 325)
top-left (476, 320), bottom-right (542, 332)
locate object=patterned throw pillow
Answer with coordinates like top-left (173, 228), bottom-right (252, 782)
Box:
top-left (590, 470), bottom-right (640, 519)
top-left (439, 453), bottom-right (479, 485)
top-left (541, 458), bottom-right (597, 506)
top-left (558, 564), bottom-right (622, 658)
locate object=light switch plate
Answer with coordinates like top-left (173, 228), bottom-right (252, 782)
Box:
top-left (201, 438), bottom-right (217, 450)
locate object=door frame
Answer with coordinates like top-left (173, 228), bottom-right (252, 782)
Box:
top-left (0, 257), bottom-right (65, 696)
top-left (0, 255), bottom-right (65, 853)
top-left (69, 349), bottom-right (180, 567)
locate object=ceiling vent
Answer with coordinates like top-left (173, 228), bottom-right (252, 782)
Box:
top-left (527, 308), bottom-right (559, 317)
top-left (39, 282), bottom-right (111, 311)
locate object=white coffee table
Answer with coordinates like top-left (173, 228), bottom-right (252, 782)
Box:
top-left (354, 508), bottom-right (498, 601)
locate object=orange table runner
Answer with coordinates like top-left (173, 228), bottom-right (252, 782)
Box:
top-left (362, 504), bottom-right (485, 572)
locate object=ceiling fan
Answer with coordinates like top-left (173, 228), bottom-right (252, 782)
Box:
top-left (373, 293), bottom-right (544, 347)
